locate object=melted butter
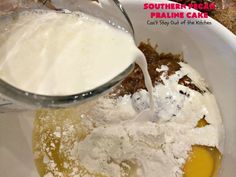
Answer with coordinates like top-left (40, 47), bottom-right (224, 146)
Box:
top-left (33, 109), bottom-right (95, 177)
top-left (33, 109), bottom-right (139, 177)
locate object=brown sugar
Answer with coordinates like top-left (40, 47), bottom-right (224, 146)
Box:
top-left (111, 42), bottom-right (205, 97)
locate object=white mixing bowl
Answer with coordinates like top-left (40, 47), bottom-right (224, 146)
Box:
top-left (0, 0), bottom-right (236, 176)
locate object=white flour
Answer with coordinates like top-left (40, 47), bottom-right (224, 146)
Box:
top-left (69, 62), bottom-right (224, 177)
top-left (34, 61), bottom-right (224, 177)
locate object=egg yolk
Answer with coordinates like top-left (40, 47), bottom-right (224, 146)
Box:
top-left (196, 118), bottom-right (209, 128)
top-left (184, 146), bottom-right (213, 177)
top-left (183, 118), bottom-right (222, 177)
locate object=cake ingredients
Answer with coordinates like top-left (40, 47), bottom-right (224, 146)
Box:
top-left (33, 61), bottom-right (223, 177)
top-left (32, 43), bottom-right (223, 177)
top-left (71, 61), bottom-right (223, 177)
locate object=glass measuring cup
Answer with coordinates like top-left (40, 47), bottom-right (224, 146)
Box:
top-left (0, 0), bottom-right (135, 110)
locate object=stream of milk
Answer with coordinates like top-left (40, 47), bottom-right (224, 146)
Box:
top-left (0, 10), bottom-right (154, 112)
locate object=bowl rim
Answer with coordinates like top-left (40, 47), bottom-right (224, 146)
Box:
top-left (120, 0), bottom-right (236, 50)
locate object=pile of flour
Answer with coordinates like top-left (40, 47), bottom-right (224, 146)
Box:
top-left (67, 62), bottom-right (224, 177)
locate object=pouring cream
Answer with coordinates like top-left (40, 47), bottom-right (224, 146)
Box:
top-left (0, 10), bottom-right (154, 110)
